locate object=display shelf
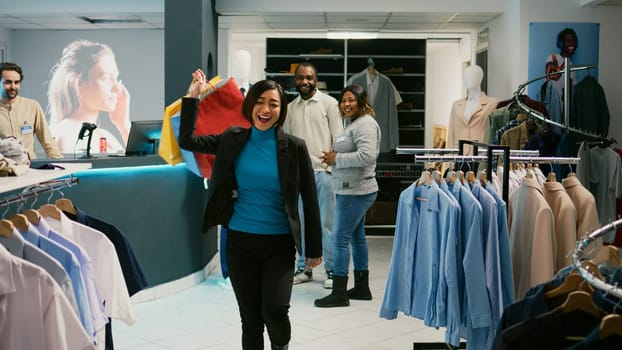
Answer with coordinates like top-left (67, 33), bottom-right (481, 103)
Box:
top-left (346, 38), bottom-right (426, 148)
top-left (265, 37), bottom-right (427, 227)
top-left (265, 37), bottom-right (427, 147)
top-left (0, 163), bottom-right (92, 195)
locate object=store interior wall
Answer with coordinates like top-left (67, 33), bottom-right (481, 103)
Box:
top-left (487, 0), bottom-right (622, 143)
top-left (426, 40), bottom-right (464, 148)
top-left (218, 0), bottom-right (622, 144)
top-left (220, 32), bottom-right (471, 148)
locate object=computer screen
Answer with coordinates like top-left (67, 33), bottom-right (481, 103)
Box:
top-left (125, 120), bottom-right (163, 156)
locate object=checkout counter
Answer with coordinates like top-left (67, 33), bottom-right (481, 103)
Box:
top-left (25, 155), bottom-right (215, 287)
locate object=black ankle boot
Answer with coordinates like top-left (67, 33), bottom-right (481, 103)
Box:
top-left (347, 270), bottom-right (372, 300)
top-left (314, 275), bottom-right (349, 307)
top-left (271, 343), bottom-right (288, 350)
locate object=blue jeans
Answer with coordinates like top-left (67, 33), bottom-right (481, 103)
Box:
top-left (296, 171), bottom-right (335, 272)
top-left (332, 192), bottom-right (377, 277)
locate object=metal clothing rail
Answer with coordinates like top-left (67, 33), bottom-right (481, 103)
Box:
top-left (406, 142), bottom-right (580, 204)
top-left (410, 155), bottom-right (579, 164)
top-left (514, 59), bottom-right (614, 142)
top-left (573, 218), bottom-right (622, 300)
top-left (413, 155), bottom-right (487, 162)
top-left (0, 177), bottom-right (78, 209)
top-left (396, 147), bottom-right (539, 156)
top-left (458, 140), bottom-right (511, 203)
top-left (508, 156), bottom-right (580, 164)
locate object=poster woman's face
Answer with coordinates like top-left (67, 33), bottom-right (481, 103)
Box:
top-left (78, 54), bottom-right (120, 112)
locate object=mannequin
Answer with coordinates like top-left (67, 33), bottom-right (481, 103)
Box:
top-left (463, 65), bottom-right (483, 122)
top-left (231, 49), bottom-right (252, 95)
top-left (446, 64), bottom-right (499, 155)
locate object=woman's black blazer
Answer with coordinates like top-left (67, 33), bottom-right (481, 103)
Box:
top-left (178, 97), bottom-right (322, 258)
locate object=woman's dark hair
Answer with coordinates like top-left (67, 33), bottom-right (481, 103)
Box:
top-left (241, 80), bottom-right (288, 128)
top-left (338, 84), bottom-right (375, 117)
top-left (0, 62), bottom-right (24, 81)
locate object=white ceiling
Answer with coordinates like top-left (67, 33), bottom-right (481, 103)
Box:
top-left (0, 11), bottom-right (499, 31)
top-left (0, 13), bottom-right (164, 30)
top-left (0, 0), bottom-right (620, 31)
top-left (218, 12), bottom-right (500, 32)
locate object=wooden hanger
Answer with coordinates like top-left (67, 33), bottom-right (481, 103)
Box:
top-left (446, 171), bottom-right (458, 185)
top-left (432, 170), bottom-right (442, 185)
top-left (560, 290), bottom-right (601, 319)
top-left (582, 260), bottom-right (605, 280)
top-left (599, 314), bottom-right (622, 340)
top-left (23, 209), bottom-right (41, 225)
top-left (55, 198), bottom-right (77, 215)
top-left (367, 57), bottom-right (377, 76)
top-left (546, 171), bottom-right (557, 182)
top-left (465, 171), bottom-right (476, 184)
top-left (9, 214), bottom-right (29, 232)
top-left (591, 245), bottom-right (622, 267)
top-left (0, 219), bottom-right (15, 237)
top-left (457, 170), bottom-right (465, 185)
top-left (416, 171), bottom-right (432, 186)
top-left (516, 113), bottom-right (528, 122)
top-left (545, 273), bottom-right (593, 299)
top-left (477, 170), bottom-right (488, 186)
top-left (39, 204), bottom-right (62, 221)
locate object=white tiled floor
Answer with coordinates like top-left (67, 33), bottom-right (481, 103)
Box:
top-left (113, 236), bottom-right (447, 349)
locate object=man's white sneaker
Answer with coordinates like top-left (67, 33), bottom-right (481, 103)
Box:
top-left (323, 271), bottom-right (334, 289)
top-left (293, 268), bottom-right (312, 284)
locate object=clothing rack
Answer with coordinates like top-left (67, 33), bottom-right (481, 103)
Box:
top-left (514, 59), bottom-right (614, 142)
top-left (396, 140), bottom-right (511, 202)
top-left (0, 177), bottom-right (78, 210)
top-left (398, 143), bottom-right (581, 204)
top-left (572, 217), bottom-right (622, 299)
top-left (400, 143), bottom-right (583, 349)
top-left (396, 147), bottom-right (539, 156)
top-left (507, 156), bottom-right (580, 164)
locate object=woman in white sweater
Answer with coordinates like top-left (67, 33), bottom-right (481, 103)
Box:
top-left (314, 84), bottom-right (381, 308)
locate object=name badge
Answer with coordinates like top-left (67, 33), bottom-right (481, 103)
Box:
top-left (21, 125), bottom-right (33, 135)
top-left (335, 134), bottom-right (347, 143)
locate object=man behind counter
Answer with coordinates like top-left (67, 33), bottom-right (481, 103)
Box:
top-left (0, 62), bottom-right (62, 159)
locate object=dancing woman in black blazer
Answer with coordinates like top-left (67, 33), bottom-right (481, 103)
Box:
top-left (179, 69), bottom-right (322, 350)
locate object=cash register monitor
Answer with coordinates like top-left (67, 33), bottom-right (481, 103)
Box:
top-left (125, 120), bottom-right (162, 156)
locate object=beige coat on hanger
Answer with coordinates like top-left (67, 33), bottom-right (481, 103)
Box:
top-left (447, 92), bottom-right (499, 155)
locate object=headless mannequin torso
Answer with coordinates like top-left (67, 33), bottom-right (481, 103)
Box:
top-left (446, 64), bottom-right (499, 153)
top-left (463, 65), bottom-right (483, 122)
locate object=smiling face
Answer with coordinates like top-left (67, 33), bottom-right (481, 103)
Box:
top-left (339, 91), bottom-right (360, 119)
top-left (1, 70), bottom-right (21, 102)
top-left (560, 32), bottom-right (577, 58)
top-left (294, 65), bottom-right (317, 100)
top-left (77, 54), bottom-right (120, 113)
top-left (252, 88), bottom-right (282, 130)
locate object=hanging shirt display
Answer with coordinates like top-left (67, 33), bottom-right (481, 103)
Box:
top-left (348, 69), bottom-right (401, 152)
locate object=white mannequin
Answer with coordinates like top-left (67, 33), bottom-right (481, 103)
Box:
top-left (463, 65), bottom-right (483, 122)
top-left (446, 64), bottom-right (499, 154)
top-left (231, 49), bottom-right (252, 94)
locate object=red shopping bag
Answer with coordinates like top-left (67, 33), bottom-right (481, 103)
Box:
top-left (193, 77), bottom-right (250, 178)
top-left (158, 75), bottom-right (222, 167)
